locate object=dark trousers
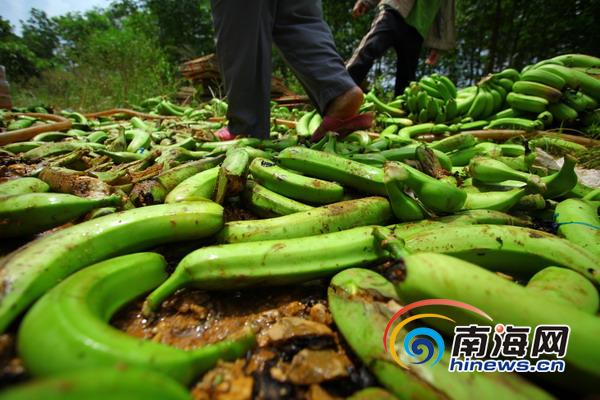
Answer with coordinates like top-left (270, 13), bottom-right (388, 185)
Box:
top-left (211, 0), bottom-right (356, 139)
top-left (347, 5), bottom-right (423, 96)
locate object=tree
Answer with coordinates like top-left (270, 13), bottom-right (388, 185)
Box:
top-left (21, 9), bottom-right (59, 60)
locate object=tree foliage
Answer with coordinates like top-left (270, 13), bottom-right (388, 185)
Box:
top-left (1, 0), bottom-right (599, 108)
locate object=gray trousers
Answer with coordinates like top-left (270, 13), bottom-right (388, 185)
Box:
top-left (211, 0), bottom-right (356, 139)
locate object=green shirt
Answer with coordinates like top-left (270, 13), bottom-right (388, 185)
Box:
top-left (405, 0), bottom-right (442, 39)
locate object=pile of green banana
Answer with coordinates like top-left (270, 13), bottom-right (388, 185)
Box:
top-left (0, 53), bottom-right (599, 399)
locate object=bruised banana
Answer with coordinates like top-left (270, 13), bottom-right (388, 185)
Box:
top-left (555, 198), bottom-right (600, 258)
top-left (164, 166), bottom-right (219, 203)
top-left (18, 253), bottom-right (254, 384)
top-left (213, 147), bottom-right (250, 204)
top-left (403, 224), bottom-right (600, 284)
top-left (0, 193), bottom-right (121, 238)
top-left (390, 252), bottom-right (600, 392)
top-left (249, 157), bottom-right (344, 204)
top-left (144, 226), bottom-right (394, 313)
top-left (0, 367), bottom-right (192, 400)
top-left (0, 201), bottom-right (224, 333)
top-left (391, 162), bottom-right (466, 213)
top-left (328, 267), bottom-right (552, 400)
top-left (277, 147), bottom-right (385, 195)
top-left (0, 177), bottom-right (49, 197)
top-left (526, 266), bottom-right (599, 314)
top-left (218, 196), bottom-right (391, 243)
top-left (383, 162), bottom-right (425, 222)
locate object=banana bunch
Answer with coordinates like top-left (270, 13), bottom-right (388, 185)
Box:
top-left (509, 54), bottom-right (600, 124)
top-left (459, 68), bottom-right (519, 121)
top-left (400, 74), bottom-right (458, 123)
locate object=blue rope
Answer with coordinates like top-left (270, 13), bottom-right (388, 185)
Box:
top-left (553, 213), bottom-right (600, 230)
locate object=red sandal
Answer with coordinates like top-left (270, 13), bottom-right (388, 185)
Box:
top-left (214, 127), bottom-right (238, 141)
top-left (310, 112), bottom-right (374, 142)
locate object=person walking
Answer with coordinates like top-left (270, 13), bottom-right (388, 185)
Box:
top-left (346, 0), bottom-right (456, 96)
top-left (211, 0), bottom-right (373, 142)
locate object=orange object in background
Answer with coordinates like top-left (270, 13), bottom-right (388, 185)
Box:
top-left (0, 66), bottom-right (12, 110)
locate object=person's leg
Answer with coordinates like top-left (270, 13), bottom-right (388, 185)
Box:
top-left (272, 0), bottom-right (359, 115)
top-left (210, 0), bottom-right (275, 139)
top-left (392, 12), bottom-right (424, 96)
top-left (346, 5), bottom-right (399, 89)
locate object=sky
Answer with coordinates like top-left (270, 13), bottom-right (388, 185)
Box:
top-left (1, 0), bottom-right (112, 34)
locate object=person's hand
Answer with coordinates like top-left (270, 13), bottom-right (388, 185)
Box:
top-left (352, 1), bottom-right (368, 18)
top-left (425, 50), bottom-right (440, 66)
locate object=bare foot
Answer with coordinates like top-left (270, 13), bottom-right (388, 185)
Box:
top-left (324, 86), bottom-right (364, 119)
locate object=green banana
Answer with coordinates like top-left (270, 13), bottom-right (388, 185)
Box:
top-left (512, 80), bottom-right (562, 102)
top-left (403, 224), bottom-right (600, 284)
top-left (461, 188), bottom-right (526, 212)
top-left (449, 142), bottom-right (501, 167)
top-left (437, 74), bottom-right (458, 98)
top-left (0, 177), bottom-right (49, 197)
top-left (551, 53), bottom-right (600, 68)
top-left (521, 68), bottom-right (566, 90)
top-left (540, 154), bottom-right (578, 198)
top-left (529, 136), bottom-right (586, 157)
top-left (328, 267), bottom-right (552, 400)
top-left (458, 120), bottom-right (489, 130)
top-left (249, 157), bottom-right (344, 204)
top-left (296, 111), bottom-right (314, 137)
top-left (489, 108), bottom-right (520, 120)
top-left (468, 156), bottom-right (545, 192)
top-left (428, 133), bottom-right (477, 153)
top-left (0, 367), bottom-right (192, 400)
top-left (467, 88), bottom-right (493, 119)
top-left (506, 92), bottom-right (548, 113)
top-left (145, 225), bottom-right (393, 313)
top-left (130, 155), bottom-right (225, 206)
top-left (390, 162), bottom-right (466, 213)
top-left (485, 117), bottom-right (543, 131)
top-left (124, 129), bottom-right (151, 153)
top-left (18, 253), bottom-right (254, 384)
top-left (0, 193), bottom-right (121, 238)
top-left (383, 162), bottom-right (425, 221)
top-left (22, 142), bottom-right (104, 160)
top-left (391, 252), bottom-right (600, 392)
top-left (164, 166), bottom-right (219, 203)
top-left (547, 102), bottom-right (579, 122)
top-left (277, 147), bottom-right (386, 195)
top-left (555, 198), bottom-right (600, 258)
top-left (486, 85), bottom-right (503, 114)
top-left (499, 143), bottom-right (526, 156)
top-left (495, 68), bottom-right (521, 81)
top-left (0, 201), bottom-right (224, 333)
top-left (456, 92), bottom-right (476, 115)
top-left (213, 147), bottom-right (250, 204)
top-left (536, 63), bottom-right (580, 88)
top-left (390, 209), bottom-right (531, 240)
top-left (242, 180), bottom-right (313, 217)
top-left (526, 266), bottom-right (599, 314)
top-left (218, 196), bottom-right (391, 243)
top-left (563, 90), bottom-right (597, 111)
top-left (1, 141), bottom-right (43, 153)
top-left (398, 123), bottom-right (435, 138)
